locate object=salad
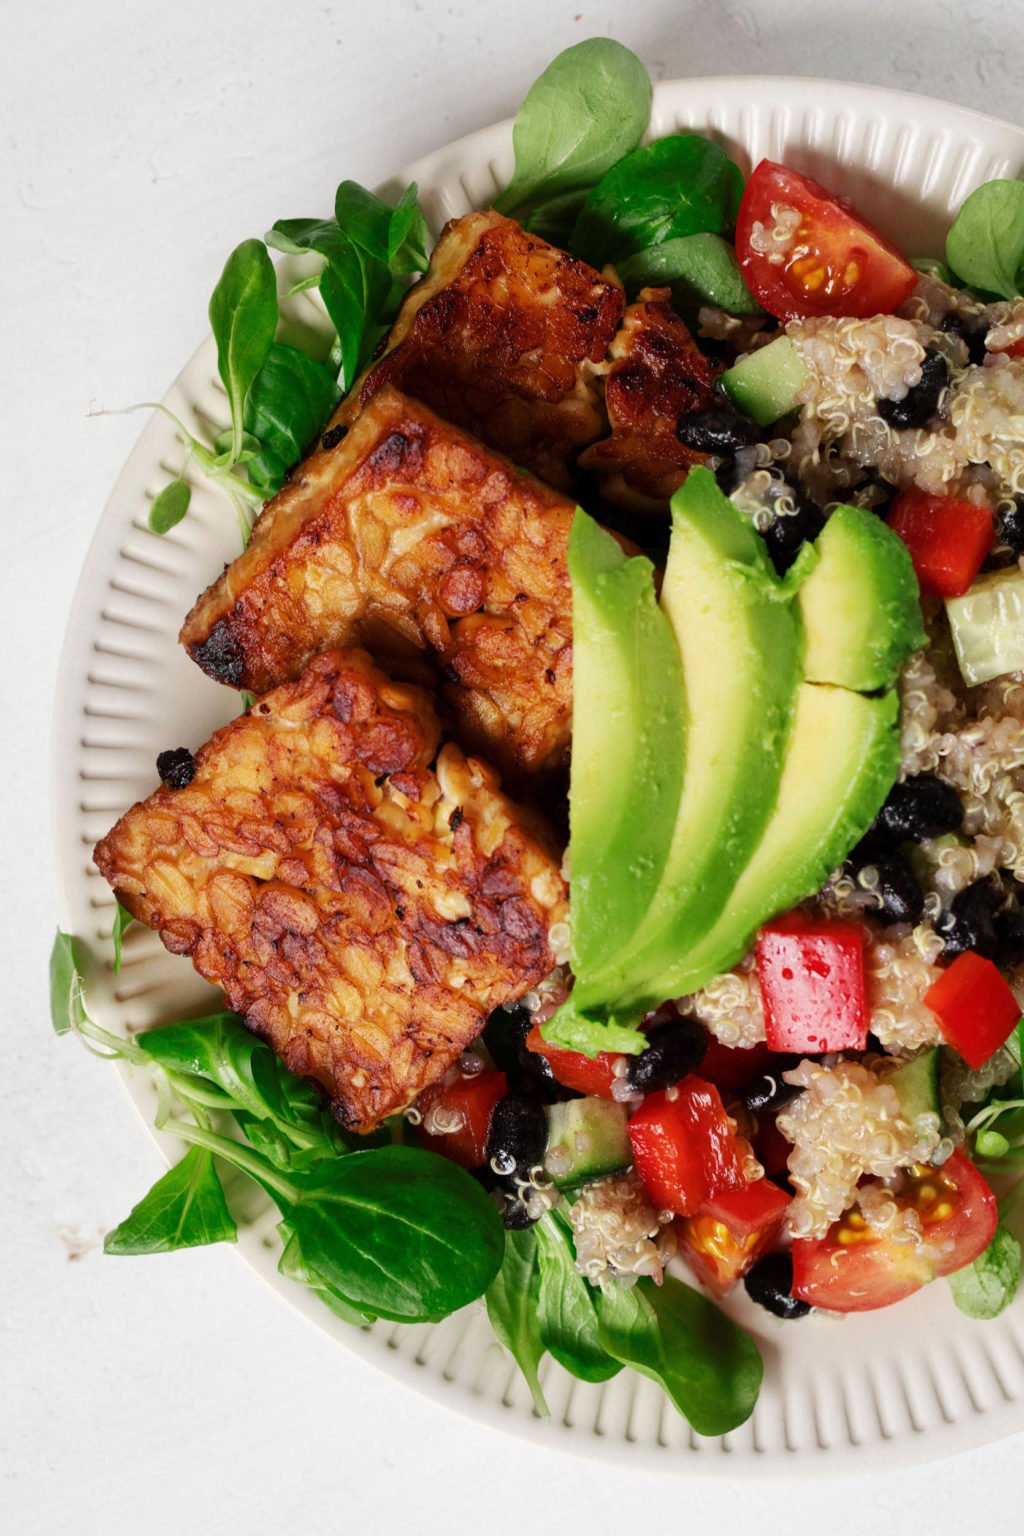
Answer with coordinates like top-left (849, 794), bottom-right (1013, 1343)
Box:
top-left (53, 39), bottom-right (1024, 1438)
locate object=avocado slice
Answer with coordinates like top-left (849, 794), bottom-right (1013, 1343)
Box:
top-left (566, 511), bottom-right (686, 988)
top-left (656, 682), bottom-right (901, 996)
top-left (799, 505), bottom-right (926, 691)
top-left (572, 468), bottom-right (803, 1014)
top-left (721, 335), bottom-right (810, 426)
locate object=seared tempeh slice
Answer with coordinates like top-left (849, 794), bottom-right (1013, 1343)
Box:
top-left (340, 211), bottom-right (623, 487)
top-left (94, 650), bottom-right (568, 1133)
top-left (580, 287), bottom-right (719, 513)
top-left (180, 387), bottom-right (575, 779)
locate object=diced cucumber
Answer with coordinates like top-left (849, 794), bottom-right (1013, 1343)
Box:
top-left (946, 567), bottom-right (1024, 686)
top-left (543, 1098), bottom-right (631, 1188)
top-left (904, 832), bottom-right (967, 884)
top-left (887, 1048), bottom-right (941, 1131)
top-left (720, 335), bottom-right (810, 427)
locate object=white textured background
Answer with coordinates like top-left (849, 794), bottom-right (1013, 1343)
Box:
top-left (4, 2), bottom-right (1024, 1531)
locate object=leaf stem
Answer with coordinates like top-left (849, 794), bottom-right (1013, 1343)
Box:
top-left (161, 1118), bottom-right (300, 1207)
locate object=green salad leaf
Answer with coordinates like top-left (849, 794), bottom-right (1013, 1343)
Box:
top-left (334, 179), bottom-right (396, 261)
top-left (110, 898), bottom-right (134, 974)
top-left (570, 135), bottom-right (745, 268)
top-left (104, 1147), bottom-right (237, 1255)
top-left (617, 232), bottom-right (762, 315)
top-left (596, 1272), bottom-right (763, 1437)
top-left (494, 39), bottom-right (652, 216)
top-left (485, 1226), bottom-right (549, 1415)
top-left (49, 930), bottom-right (87, 1036)
top-left (949, 1225), bottom-right (1023, 1319)
top-left (243, 342), bottom-right (340, 495)
top-left (278, 1146), bottom-right (504, 1323)
top-left (534, 1213), bottom-right (621, 1383)
top-left (278, 1226), bottom-right (374, 1327)
top-left (138, 1011), bottom-right (357, 1164)
top-left (946, 179), bottom-right (1024, 299)
top-left (208, 239), bottom-right (279, 465)
top-left (148, 478), bottom-right (192, 535)
top-left (522, 189), bottom-right (591, 247)
top-left (387, 183), bottom-right (430, 275)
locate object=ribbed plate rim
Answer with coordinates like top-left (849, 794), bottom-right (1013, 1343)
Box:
top-left (52, 74), bottom-right (1024, 1476)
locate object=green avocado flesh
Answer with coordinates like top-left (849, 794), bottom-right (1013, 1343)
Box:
top-left (554, 469), bottom-right (920, 1055)
top-left (660, 682), bottom-right (901, 995)
top-left (566, 511), bottom-right (686, 984)
top-left (798, 504), bottom-right (926, 691)
top-left (720, 335), bottom-right (810, 426)
top-left (573, 468), bottom-right (802, 1015)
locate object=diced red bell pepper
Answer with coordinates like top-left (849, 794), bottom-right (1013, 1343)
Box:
top-left (524, 1024), bottom-right (622, 1098)
top-left (677, 1178), bottom-right (792, 1296)
top-left (756, 915), bottom-right (867, 1053)
top-left (887, 486), bottom-right (993, 599)
top-left (698, 1036), bottom-right (774, 1092)
top-left (418, 1068), bottom-right (508, 1168)
top-left (628, 1075), bottom-right (746, 1216)
top-left (924, 951), bottom-right (1022, 1070)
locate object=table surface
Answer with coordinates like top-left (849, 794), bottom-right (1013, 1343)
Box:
top-left (5, 1), bottom-right (1024, 1530)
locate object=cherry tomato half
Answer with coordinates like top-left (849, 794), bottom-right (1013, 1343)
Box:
top-left (791, 1150), bottom-right (997, 1311)
top-left (736, 160), bottom-right (918, 322)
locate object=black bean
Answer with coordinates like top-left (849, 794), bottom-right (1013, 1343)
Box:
top-left (625, 1017), bottom-right (707, 1094)
top-left (940, 310), bottom-right (988, 366)
top-left (845, 841), bottom-right (924, 926)
top-left (995, 909), bottom-right (1024, 969)
top-left (875, 774), bottom-right (964, 842)
top-left (481, 1005), bottom-right (572, 1102)
top-left (743, 1252), bottom-right (812, 1319)
top-left (485, 1093), bottom-right (547, 1177)
top-left (1001, 500), bottom-right (1024, 556)
top-left (877, 349), bottom-right (948, 430)
top-left (156, 746), bottom-right (196, 790)
top-left (760, 488), bottom-right (825, 575)
top-left (738, 1057), bottom-right (803, 1114)
top-left (675, 410), bottom-right (761, 456)
top-left (938, 876), bottom-right (1005, 960)
top-left (500, 1189), bottom-right (541, 1229)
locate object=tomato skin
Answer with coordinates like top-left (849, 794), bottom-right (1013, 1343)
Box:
top-left (791, 1150), bottom-right (998, 1312)
top-left (923, 951), bottom-right (1022, 1069)
top-left (524, 1024), bottom-right (622, 1098)
top-left (698, 1036), bottom-right (774, 1092)
top-left (736, 160), bottom-right (917, 322)
top-left (887, 487), bottom-right (993, 598)
top-left (418, 1069), bottom-right (508, 1168)
top-left (628, 1075), bottom-right (746, 1216)
top-left (756, 914), bottom-right (868, 1053)
top-left (677, 1178), bottom-right (792, 1296)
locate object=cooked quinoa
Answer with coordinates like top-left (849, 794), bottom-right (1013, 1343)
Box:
top-left (778, 1059), bottom-right (941, 1238)
top-left (680, 952), bottom-right (765, 1049)
top-left (744, 284), bottom-right (1024, 504)
top-left (568, 1170), bottom-right (677, 1284)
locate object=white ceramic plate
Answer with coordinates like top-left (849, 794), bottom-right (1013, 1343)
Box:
top-left (55, 75), bottom-right (1024, 1475)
